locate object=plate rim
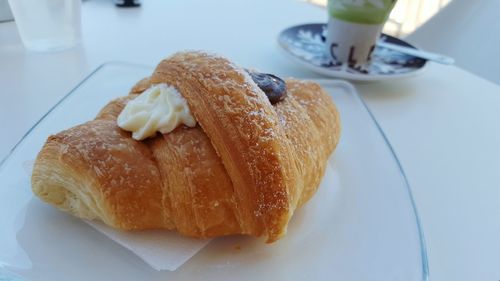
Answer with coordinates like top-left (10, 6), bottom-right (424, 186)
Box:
top-left (0, 63), bottom-right (429, 281)
top-left (313, 79), bottom-right (429, 281)
top-left (0, 62), bottom-right (151, 170)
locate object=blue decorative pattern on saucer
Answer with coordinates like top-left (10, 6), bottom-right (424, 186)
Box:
top-left (278, 23), bottom-right (426, 78)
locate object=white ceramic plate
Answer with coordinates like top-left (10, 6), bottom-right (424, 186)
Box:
top-left (278, 23), bottom-right (428, 81)
top-left (0, 63), bottom-right (428, 281)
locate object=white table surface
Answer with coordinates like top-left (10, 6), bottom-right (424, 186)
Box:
top-left (1, 0), bottom-right (499, 280)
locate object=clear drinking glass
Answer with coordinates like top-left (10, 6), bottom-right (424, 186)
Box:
top-left (8, 0), bottom-right (81, 52)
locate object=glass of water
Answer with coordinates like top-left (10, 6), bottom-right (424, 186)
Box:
top-left (8, 0), bottom-right (81, 52)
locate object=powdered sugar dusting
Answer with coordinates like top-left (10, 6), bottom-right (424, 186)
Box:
top-left (36, 51), bottom-right (339, 243)
top-left (155, 51), bottom-right (293, 238)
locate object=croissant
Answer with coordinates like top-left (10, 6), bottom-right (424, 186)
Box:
top-left (31, 51), bottom-right (341, 242)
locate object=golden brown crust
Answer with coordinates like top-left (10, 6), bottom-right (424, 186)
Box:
top-left (148, 127), bottom-right (241, 237)
top-left (129, 77), bottom-right (152, 95)
top-left (150, 52), bottom-right (298, 241)
top-left (31, 51), bottom-right (341, 242)
top-left (284, 80), bottom-right (341, 205)
top-left (32, 120), bottom-right (168, 230)
top-left (95, 95), bottom-right (138, 121)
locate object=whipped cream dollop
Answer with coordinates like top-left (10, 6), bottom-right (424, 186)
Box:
top-left (117, 84), bottom-right (196, 140)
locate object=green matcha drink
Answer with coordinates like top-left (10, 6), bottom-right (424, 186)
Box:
top-left (329, 0), bottom-right (397, 25)
top-left (326, 0), bottom-right (397, 65)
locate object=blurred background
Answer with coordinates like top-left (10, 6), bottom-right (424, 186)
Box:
top-left (1, 0), bottom-right (453, 38)
top-left (306, 0), bottom-right (453, 37)
top-left (2, 0), bottom-right (498, 84)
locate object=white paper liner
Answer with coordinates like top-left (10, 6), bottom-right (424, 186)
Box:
top-left (86, 221), bottom-right (211, 271)
top-left (23, 160), bottom-right (211, 271)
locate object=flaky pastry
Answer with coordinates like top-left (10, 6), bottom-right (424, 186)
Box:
top-left (32, 51), bottom-right (341, 242)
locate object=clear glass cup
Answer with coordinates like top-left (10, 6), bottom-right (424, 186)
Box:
top-left (8, 0), bottom-right (81, 52)
top-left (0, 0), bottom-right (14, 22)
